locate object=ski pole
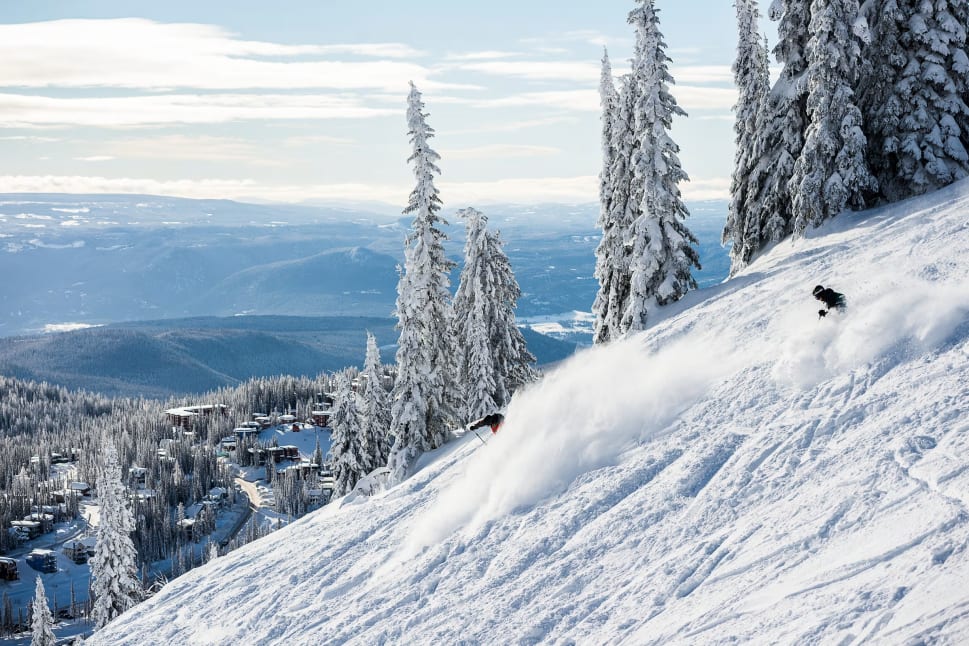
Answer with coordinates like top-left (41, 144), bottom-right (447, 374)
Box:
top-left (468, 425), bottom-right (487, 446)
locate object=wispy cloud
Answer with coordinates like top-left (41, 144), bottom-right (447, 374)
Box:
top-left (673, 86), bottom-right (737, 111)
top-left (0, 93), bottom-right (400, 128)
top-left (439, 144), bottom-right (560, 160)
top-left (0, 135), bottom-right (60, 142)
top-left (670, 65), bottom-right (734, 84)
top-left (444, 50), bottom-right (522, 61)
top-left (0, 19), bottom-right (450, 92)
top-left (102, 135), bottom-right (283, 165)
top-left (74, 155), bottom-right (114, 162)
top-left (520, 29), bottom-right (617, 49)
top-left (448, 115), bottom-right (579, 135)
top-left (282, 135), bottom-right (356, 147)
top-left (465, 90), bottom-right (600, 112)
top-left (447, 60), bottom-right (600, 83)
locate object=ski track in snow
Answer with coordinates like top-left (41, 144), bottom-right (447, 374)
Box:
top-left (90, 181), bottom-right (969, 644)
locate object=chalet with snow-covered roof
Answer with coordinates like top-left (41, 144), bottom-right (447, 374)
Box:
top-left (70, 481), bottom-right (91, 496)
top-left (10, 520), bottom-right (42, 539)
top-left (63, 539), bottom-right (88, 564)
top-left (24, 512), bottom-right (55, 533)
top-left (26, 549), bottom-right (56, 573)
top-left (233, 426), bottom-right (261, 441)
top-left (165, 404), bottom-right (228, 429)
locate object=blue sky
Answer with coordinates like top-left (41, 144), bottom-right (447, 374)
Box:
top-left (0, 1), bottom-right (770, 207)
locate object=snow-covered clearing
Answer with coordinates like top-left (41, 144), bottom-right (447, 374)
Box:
top-left (90, 181), bottom-right (969, 644)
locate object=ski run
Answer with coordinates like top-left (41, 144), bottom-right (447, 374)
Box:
top-left (89, 181), bottom-right (969, 644)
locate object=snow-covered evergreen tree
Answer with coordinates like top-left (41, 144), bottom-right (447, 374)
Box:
top-left (724, 0), bottom-right (772, 273)
top-left (861, 0), bottom-right (969, 200)
top-left (360, 332), bottom-right (391, 470)
top-left (593, 50), bottom-right (631, 344)
top-left (91, 440), bottom-right (142, 629)
top-left (30, 576), bottom-right (55, 646)
top-left (454, 207), bottom-right (499, 420)
top-left (737, 0), bottom-right (812, 262)
top-left (621, 0), bottom-right (700, 333)
top-left (594, 73), bottom-right (639, 343)
top-left (388, 82), bottom-right (458, 481)
top-left (790, 0), bottom-right (877, 235)
top-left (453, 207), bottom-right (536, 421)
top-left (329, 372), bottom-right (368, 496)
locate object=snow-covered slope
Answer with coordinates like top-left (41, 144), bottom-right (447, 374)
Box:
top-left (91, 182), bottom-right (969, 645)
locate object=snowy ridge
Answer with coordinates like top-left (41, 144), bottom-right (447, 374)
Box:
top-left (91, 182), bottom-right (969, 644)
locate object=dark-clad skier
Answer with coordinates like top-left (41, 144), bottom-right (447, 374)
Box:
top-left (813, 284), bottom-right (846, 318)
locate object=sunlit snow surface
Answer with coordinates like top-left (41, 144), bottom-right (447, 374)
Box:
top-left (91, 182), bottom-right (969, 644)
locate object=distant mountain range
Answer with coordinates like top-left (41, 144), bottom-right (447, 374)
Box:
top-left (0, 315), bottom-right (577, 398)
top-left (0, 194), bottom-right (730, 338)
top-left (0, 193), bottom-right (728, 397)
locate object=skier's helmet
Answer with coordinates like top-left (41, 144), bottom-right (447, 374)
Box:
top-left (812, 285), bottom-right (825, 297)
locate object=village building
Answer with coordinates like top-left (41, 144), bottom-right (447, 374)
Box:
top-left (164, 404), bottom-right (228, 429)
top-left (0, 557), bottom-right (18, 580)
top-left (26, 549), bottom-right (57, 573)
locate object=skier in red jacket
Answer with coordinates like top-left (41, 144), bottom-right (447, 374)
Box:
top-left (469, 412), bottom-right (504, 434)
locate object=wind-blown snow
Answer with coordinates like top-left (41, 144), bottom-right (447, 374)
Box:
top-left (90, 180), bottom-right (969, 644)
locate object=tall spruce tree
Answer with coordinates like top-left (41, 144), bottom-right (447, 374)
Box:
top-left (360, 332), bottom-right (391, 470)
top-left (30, 576), bottom-right (55, 646)
top-left (485, 225), bottom-right (537, 405)
top-left (621, 0), bottom-right (700, 333)
top-left (329, 372), bottom-right (368, 496)
top-left (387, 82), bottom-right (458, 482)
top-left (453, 207), bottom-right (536, 421)
top-left (91, 440), bottom-right (142, 629)
top-left (858, 0), bottom-right (908, 201)
top-left (863, 0), bottom-right (969, 200)
top-left (594, 73), bottom-right (639, 343)
top-left (593, 49), bottom-right (624, 343)
top-left (724, 0), bottom-right (772, 273)
top-left (790, 0), bottom-right (877, 235)
top-left (738, 0), bottom-right (812, 261)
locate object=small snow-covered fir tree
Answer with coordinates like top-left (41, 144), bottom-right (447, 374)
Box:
top-left (360, 332), bottom-right (391, 470)
top-left (453, 207), bottom-right (536, 421)
top-left (388, 82), bottom-right (458, 481)
top-left (790, 0), bottom-right (877, 235)
top-left (91, 439), bottom-right (142, 629)
top-left (30, 576), bottom-right (55, 646)
top-left (621, 0), bottom-right (700, 333)
top-left (723, 0), bottom-right (772, 273)
top-left (329, 372), bottom-right (368, 496)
